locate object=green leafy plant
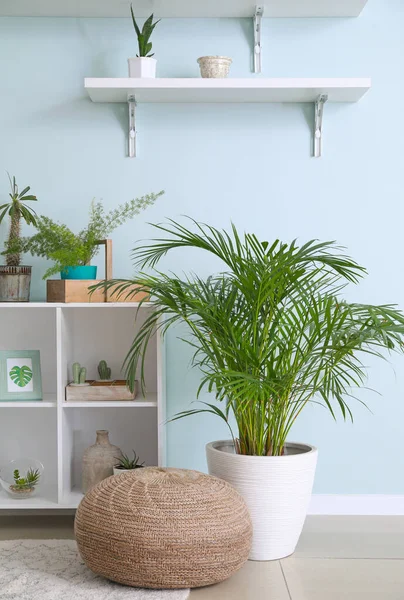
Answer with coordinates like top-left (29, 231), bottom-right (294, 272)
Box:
top-left (0, 174), bottom-right (38, 267)
top-left (95, 220), bottom-right (404, 457)
top-left (12, 468), bottom-right (40, 490)
top-left (115, 451), bottom-right (145, 470)
top-left (9, 365), bottom-right (33, 388)
top-left (130, 5), bottom-right (160, 57)
top-left (5, 192), bottom-right (163, 279)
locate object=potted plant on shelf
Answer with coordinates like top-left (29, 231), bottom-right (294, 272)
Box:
top-left (113, 450), bottom-right (145, 475)
top-left (6, 192), bottom-right (163, 281)
top-left (197, 56), bottom-right (233, 78)
top-left (0, 174), bottom-right (38, 302)
top-left (128, 5), bottom-right (160, 78)
top-left (97, 220), bottom-right (404, 561)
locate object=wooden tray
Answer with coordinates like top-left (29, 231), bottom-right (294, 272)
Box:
top-left (47, 240), bottom-right (149, 303)
top-left (65, 380), bottom-right (138, 402)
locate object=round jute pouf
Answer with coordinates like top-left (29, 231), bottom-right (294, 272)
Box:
top-left (75, 467), bottom-right (252, 589)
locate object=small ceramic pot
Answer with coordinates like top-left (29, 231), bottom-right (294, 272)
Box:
top-left (197, 56), bottom-right (232, 78)
top-left (128, 57), bottom-right (157, 78)
top-left (60, 266), bottom-right (97, 280)
top-left (113, 466), bottom-right (144, 476)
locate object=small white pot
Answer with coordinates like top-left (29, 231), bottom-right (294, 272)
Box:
top-left (113, 467), bottom-right (130, 476)
top-left (206, 440), bottom-right (318, 561)
top-left (128, 57), bottom-right (157, 78)
top-left (197, 56), bottom-right (232, 78)
top-left (113, 467), bottom-right (144, 476)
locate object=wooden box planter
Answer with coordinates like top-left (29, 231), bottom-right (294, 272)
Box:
top-left (46, 240), bottom-right (149, 304)
top-left (65, 380), bottom-right (138, 402)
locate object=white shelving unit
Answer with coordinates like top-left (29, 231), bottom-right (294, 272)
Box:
top-left (0, 0), bottom-right (368, 18)
top-left (85, 77), bottom-right (371, 158)
top-left (0, 303), bottom-right (165, 511)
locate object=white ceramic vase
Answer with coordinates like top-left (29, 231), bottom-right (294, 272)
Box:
top-left (206, 440), bottom-right (318, 561)
top-left (128, 57), bottom-right (157, 78)
top-left (197, 56), bottom-right (232, 78)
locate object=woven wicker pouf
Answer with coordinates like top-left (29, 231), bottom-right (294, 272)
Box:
top-left (75, 467), bottom-right (252, 589)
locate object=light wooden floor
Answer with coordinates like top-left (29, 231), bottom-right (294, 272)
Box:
top-left (2, 516), bottom-right (404, 599)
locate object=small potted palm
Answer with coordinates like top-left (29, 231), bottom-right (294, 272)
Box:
top-left (0, 174), bottom-right (38, 302)
top-left (128, 5), bottom-right (160, 78)
top-left (98, 220), bottom-right (404, 561)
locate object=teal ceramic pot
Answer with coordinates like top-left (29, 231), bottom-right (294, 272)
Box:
top-left (61, 266), bottom-right (97, 280)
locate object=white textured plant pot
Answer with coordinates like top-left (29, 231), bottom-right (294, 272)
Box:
top-left (206, 440), bottom-right (318, 561)
top-left (197, 56), bottom-right (232, 78)
top-left (113, 467), bottom-right (130, 475)
top-left (128, 57), bottom-right (157, 78)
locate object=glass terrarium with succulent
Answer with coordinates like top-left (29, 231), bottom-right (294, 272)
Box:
top-left (0, 458), bottom-right (44, 498)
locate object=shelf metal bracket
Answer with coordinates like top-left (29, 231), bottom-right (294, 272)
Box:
top-left (128, 95), bottom-right (137, 158)
top-left (253, 5), bottom-right (264, 74)
top-left (314, 94), bottom-right (328, 158)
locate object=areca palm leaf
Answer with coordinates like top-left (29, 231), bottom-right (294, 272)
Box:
top-left (93, 220), bottom-right (404, 456)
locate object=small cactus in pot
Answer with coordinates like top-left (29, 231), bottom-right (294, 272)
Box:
top-left (98, 360), bottom-right (112, 381)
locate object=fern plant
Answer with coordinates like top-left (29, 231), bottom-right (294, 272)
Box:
top-left (0, 174), bottom-right (38, 267)
top-left (94, 220), bottom-right (404, 457)
top-left (130, 5), bottom-right (160, 57)
top-left (4, 192), bottom-right (163, 279)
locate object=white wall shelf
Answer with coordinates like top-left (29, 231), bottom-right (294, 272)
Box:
top-left (0, 304), bottom-right (165, 511)
top-left (0, 0), bottom-right (368, 18)
top-left (85, 77), bottom-right (371, 158)
top-left (85, 78), bottom-right (371, 104)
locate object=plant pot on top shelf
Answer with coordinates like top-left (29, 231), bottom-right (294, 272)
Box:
top-left (128, 57), bottom-right (157, 78)
top-left (0, 174), bottom-right (38, 302)
top-left (197, 56), bottom-right (232, 78)
top-left (128, 7), bottom-right (160, 78)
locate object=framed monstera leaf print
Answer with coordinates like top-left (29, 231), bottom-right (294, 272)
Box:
top-left (0, 351), bottom-right (42, 401)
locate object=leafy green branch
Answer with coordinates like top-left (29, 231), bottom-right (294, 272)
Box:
top-left (3, 192), bottom-right (164, 279)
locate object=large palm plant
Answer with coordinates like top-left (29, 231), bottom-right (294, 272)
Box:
top-left (99, 220), bottom-right (404, 456)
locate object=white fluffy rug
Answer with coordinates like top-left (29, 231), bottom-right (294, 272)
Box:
top-left (0, 540), bottom-right (190, 599)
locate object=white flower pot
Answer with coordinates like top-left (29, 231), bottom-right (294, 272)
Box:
top-left (197, 56), bottom-right (232, 78)
top-left (113, 467), bottom-right (131, 476)
top-left (206, 440), bottom-right (318, 561)
top-left (128, 57), bottom-right (157, 78)
top-left (113, 467), bottom-right (145, 476)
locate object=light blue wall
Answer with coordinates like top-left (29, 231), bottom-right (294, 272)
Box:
top-left (1, 0), bottom-right (403, 493)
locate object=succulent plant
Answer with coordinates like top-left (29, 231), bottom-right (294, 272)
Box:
top-left (13, 468), bottom-right (40, 490)
top-left (98, 360), bottom-right (112, 380)
top-left (130, 5), bottom-right (160, 58)
top-left (115, 451), bottom-right (145, 470)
